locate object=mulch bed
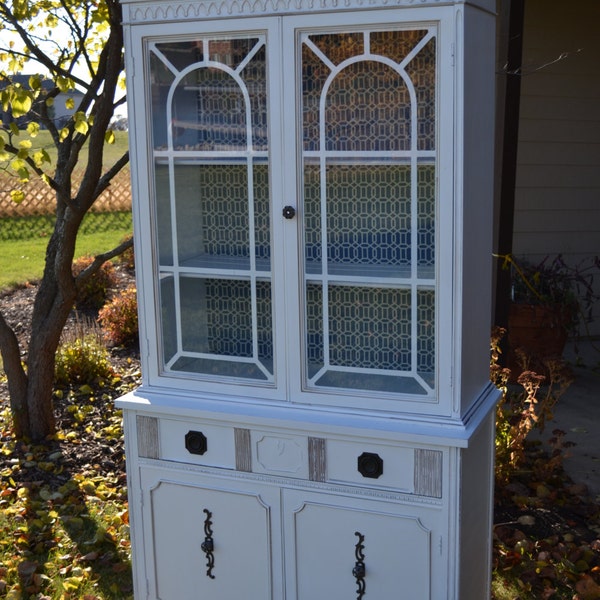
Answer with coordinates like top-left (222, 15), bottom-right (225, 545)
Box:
top-left (0, 266), bottom-right (139, 489)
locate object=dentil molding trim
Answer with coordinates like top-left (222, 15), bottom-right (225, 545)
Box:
top-left (124, 0), bottom-right (456, 22)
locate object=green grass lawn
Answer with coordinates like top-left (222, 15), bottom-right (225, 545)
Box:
top-left (0, 127), bottom-right (131, 289)
top-left (0, 212), bottom-right (132, 290)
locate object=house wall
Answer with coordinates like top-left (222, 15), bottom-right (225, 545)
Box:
top-left (514, 0), bottom-right (600, 335)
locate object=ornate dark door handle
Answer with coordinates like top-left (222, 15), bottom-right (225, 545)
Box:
top-left (201, 508), bottom-right (215, 579)
top-left (352, 531), bottom-right (366, 599)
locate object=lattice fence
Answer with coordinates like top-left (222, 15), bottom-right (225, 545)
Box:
top-left (0, 169), bottom-right (132, 217)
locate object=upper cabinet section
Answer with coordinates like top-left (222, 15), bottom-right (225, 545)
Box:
top-left (125, 3), bottom-right (496, 420)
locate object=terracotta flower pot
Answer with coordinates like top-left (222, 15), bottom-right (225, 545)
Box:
top-left (507, 303), bottom-right (569, 378)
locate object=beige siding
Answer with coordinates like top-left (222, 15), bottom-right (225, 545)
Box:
top-left (514, 0), bottom-right (600, 334)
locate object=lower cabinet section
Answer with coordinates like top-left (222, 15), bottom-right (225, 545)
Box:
top-left (137, 465), bottom-right (443, 600)
top-left (140, 468), bottom-right (279, 599)
top-left (285, 490), bottom-right (433, 599)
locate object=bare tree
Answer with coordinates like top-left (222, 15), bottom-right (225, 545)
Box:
top-left (0, 0), bottom-right (130, 440)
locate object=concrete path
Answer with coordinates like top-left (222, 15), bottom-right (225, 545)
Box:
top-left (545, 341), bottom-right (600, 498)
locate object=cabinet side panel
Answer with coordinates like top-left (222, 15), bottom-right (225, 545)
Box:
top-left (458, 411), bottom-right (495, 599)
top-left (456, 6), bottom-right (497, 414)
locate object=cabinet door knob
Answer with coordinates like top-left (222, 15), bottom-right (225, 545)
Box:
top-left (282, 205), bottom-right (296, 219)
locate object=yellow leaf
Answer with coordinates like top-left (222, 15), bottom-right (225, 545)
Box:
top-left (65, 97), bottom-right (75, 110)
top-left (59, 127), bottom-right (69, 142)
top-left (56, 76), bottom-right (75, 93)
top-left (18, 139), bottom-right (32, 149)
top-left (45, 13), bottom-right (58, 28)
top-left (33, 149), bottom-right (51, 166)
top-left (10, 157), bottom-right (26, 171)
top-left (26, 121), bottom-right (39, 137)
top-left (10, 190), bottom-right (25, 204)
top-left (63, 576), bottom-right (83, 591)
top-left (105, 130), bottom-right (115, 144)
top-left (10, 89), bottom-right (32, 117)
top-left (28, 75), bottom-right (42, 91)
top-left (74, 112), bottom-right (89, 135)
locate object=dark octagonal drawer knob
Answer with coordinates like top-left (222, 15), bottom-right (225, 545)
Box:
top-left (185, 430), bottom-right (208, 455)
top-left (357, 452), bottom-right (383, 479)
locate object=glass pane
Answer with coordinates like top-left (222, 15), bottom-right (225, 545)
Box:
top-left (301, 27), bottom-right (437, 397)
top-left (325, 60), bottom-right (411, 152)
top-left (160, 275), bottom-right (177, 364)
top-left (154, 163), bottom-right (173, 266)
top-left (163, 277), bottom-right (273, 380)
top-left (406, 37), bottom-right (436, 151)
top-left (149, 34), bottom-right (273, 385)
top-left (370, 30), bottom-right (428, 64)
top-left (241, 44), bottom-right (268, 151)
top-left (175, 163), bottom-right (250, 267)
top-left (417, 289), bottom-right (435, 381)
top-left (417, 164), bottom-right (435, 278)
top-left (149, 52), bottom-right (175, 150)
top-left (172, 68), bottom-right (247, 151)
top-left (324, 162), bottom-right (411, 273)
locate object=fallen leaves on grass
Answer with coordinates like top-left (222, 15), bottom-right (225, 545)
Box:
top-left (493, 443), bottom-right (600, 600)
top-left (0, 362), bottom-right (139, 599)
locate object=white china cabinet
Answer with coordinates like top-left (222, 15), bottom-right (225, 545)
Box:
top-left (117, 0), bottom-right (499, 597)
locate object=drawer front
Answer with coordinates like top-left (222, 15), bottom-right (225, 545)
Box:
top-left (327, 440), bottom-right (443, 498)
top-left (327, 440), bottom-right (414, 492)
top-left (136, 415), bottom-right (236, 469)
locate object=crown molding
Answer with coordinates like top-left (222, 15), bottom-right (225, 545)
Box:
top-left (122, 0), bottom-right (493, 23)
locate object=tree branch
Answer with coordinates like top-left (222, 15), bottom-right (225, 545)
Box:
top-left (93, 151), bottom-right (130, 199)
top-left (75, 236), bottom-right (134, 289)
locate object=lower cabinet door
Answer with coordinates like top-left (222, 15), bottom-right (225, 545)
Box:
top-left (285, 490), bottom-right (435, 600)
top-left (140, 467), bottom-right (276, 600)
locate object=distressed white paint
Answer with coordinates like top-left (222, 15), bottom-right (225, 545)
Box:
top-left (117, 1), bottom-right (499, 597)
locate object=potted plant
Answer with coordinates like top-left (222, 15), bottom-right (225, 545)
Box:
top-left (496, 253), bottom-right (599, 373)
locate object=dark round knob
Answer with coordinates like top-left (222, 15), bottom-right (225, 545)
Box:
top-left (357, 452), bottom-right (384, 479)
top-left (282, 205), bottom-right (296, 219)
top-left (201, 539), bottom-right (214, 552)
top-left (352, 563), bottom-right (366, 578)
top-left (185, 430), bottom-right (208, 455)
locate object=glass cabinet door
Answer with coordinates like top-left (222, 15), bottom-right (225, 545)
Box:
top-left (140, 15), bottom-right (445, 408)
top-left (298, 26), bottom-right (437, 400)
top-left (147, 33), bottom-right (277, 386)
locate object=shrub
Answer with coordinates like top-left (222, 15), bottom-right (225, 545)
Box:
top-left (55, 319), bottom-right (115, 386)
top-left (118, 235), bottom-right (135, 271)
top-left (99, 285), bottom-right (139, 347)
top-left (73, 255), bottom-right (117, 311)
top-left (491, 326), bottom-right (574, 486)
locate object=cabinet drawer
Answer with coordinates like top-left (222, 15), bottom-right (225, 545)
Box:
top-left (136, 415), bottom-right (236, 469)
top-left (326, 440), bottom-right (443, 498)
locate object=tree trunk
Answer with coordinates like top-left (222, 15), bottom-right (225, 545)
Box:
top-left (0, 313), bottom-right (29, 438)
top-left (0, 0), bottom-right (127, 442)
